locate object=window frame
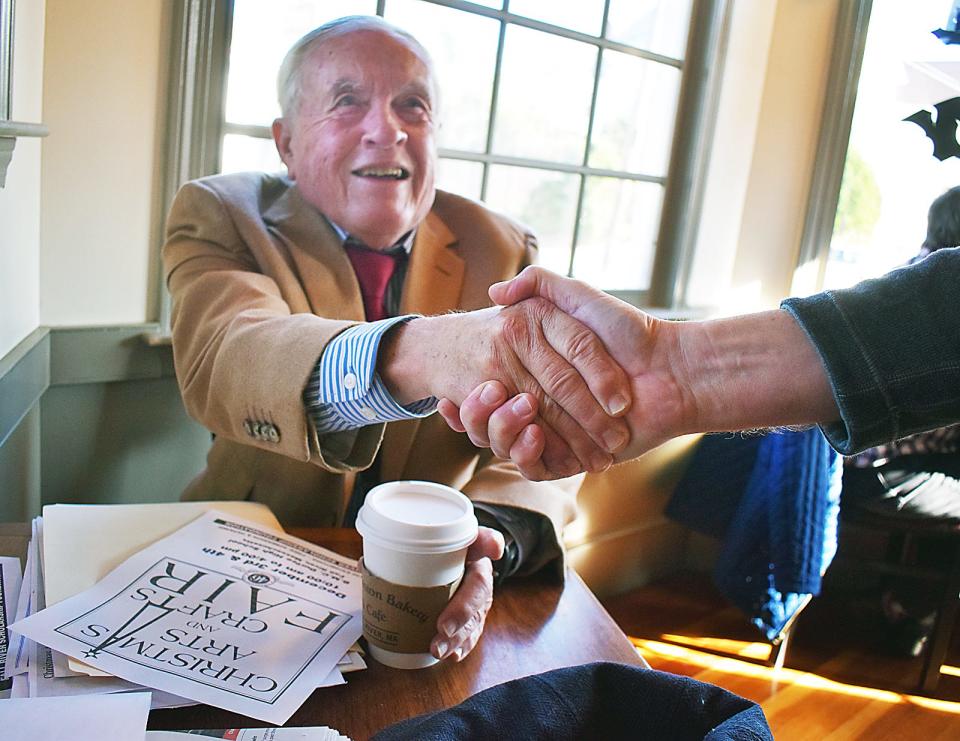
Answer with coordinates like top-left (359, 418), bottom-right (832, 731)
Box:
top-left (792, 0), bottom-right (873, 296)
top-left (158, 0), bottom-right (731, 328)
top-left (0, 0), bottom-right (13, 121)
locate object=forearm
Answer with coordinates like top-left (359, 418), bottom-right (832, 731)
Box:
top-left (669, 309), bottom-right (839, 436)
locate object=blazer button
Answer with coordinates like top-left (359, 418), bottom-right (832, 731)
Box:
top-left (265, 424), bottom-right (281, 443)
top-left (243, 419), bottom-right (255, 437)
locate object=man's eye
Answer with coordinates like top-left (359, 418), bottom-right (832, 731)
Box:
top-left (401, 97), bottom-right (428, 111)
top-left (334, 95), bottom-right (358, 108)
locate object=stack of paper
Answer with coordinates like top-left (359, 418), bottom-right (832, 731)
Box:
top-left (6, 502), bottom-right (365, 725)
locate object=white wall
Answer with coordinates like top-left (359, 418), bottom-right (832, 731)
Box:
top-left (730, 0), bottom-right (839, 307)
top-left (688, 0), bottom-right (840, 313)
top-left (0, 0), bottom-right (45, 358)
top-left (39, 0), bottom-right (166, 326)
top-left (686, 0), bottom-right (778, 311)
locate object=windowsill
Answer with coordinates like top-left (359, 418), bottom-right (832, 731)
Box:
top-left (0, 120), bottom-right (49, 187)
top-left (140, 330), bottom-right (172, 347)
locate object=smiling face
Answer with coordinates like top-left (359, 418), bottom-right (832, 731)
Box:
top-left (272, 28), bottom-right (438, 249)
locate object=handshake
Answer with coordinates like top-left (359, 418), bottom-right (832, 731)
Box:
top-left (379, 266), bottom-right (840, 481)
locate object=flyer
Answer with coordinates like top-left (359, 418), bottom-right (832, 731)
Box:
top-left (0, 555), bottom-right (23, 695)
top-left (12, 512), bottom-right (362, 724)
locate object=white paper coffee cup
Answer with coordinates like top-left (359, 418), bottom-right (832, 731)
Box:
top-left (355, 480), bottom-right (478, 669)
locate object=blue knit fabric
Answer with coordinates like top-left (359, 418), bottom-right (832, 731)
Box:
top-left (666, 429), bottom-right (842, 640)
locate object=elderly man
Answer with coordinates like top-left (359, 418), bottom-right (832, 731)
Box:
top-left (163, 15), bottom-right (630, 664)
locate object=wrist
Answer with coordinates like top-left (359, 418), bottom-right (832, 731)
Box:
top-left (378, 310), bottom-right (498, 406)
top-left (378, 316), bottom-right (435, 404)
top-left (677, 309), bottom-right (837, 434)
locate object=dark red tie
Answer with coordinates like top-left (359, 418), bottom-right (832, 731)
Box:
top-left (343, 242), bottom-right (403, 321)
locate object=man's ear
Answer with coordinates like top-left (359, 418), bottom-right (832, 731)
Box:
top-left (272, 118), bottom-right (296, 179)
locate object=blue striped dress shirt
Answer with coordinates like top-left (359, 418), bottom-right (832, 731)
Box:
top-left (303, 221), bottom-right (437, 434)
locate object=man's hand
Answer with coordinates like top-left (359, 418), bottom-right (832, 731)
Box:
top-left (438, 385), bottom-right (546, 479)
top-left (379, 296), bottom-right (634, 478)
top-left (430, 526), bottom-right (503, 662)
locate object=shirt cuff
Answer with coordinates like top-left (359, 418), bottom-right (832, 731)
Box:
top-left (304, 316), bottom-right (438, 433)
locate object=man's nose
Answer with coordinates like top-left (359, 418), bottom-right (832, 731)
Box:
top-left (361, 102), bottom-right (408, 148)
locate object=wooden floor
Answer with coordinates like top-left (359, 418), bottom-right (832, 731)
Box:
top-left (602, 572), bottom-right (960, 740)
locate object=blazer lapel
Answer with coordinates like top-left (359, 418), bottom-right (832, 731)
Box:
top-left (400, 211), bottom-right (464, 315)
top-left (381, 210), bottom-right (464, 481)
top-left (262, 182), bottom-right (365, 320)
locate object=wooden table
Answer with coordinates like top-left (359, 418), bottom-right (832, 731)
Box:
top-left (148, 528), bottom-right (646, 740)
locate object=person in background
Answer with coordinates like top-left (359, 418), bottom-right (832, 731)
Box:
top-left (163, 15), bottom-right (632, 664)
top-left (840, 185), bottom-right (960, 657)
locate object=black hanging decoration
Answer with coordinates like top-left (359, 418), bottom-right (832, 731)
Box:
top-left (904, 97), bottom-right (960, 161)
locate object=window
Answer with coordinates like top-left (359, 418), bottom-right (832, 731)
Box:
top-left (801, 0), bottom-right (960, 291)
top-left (163, 0), bottom-right (727, 317)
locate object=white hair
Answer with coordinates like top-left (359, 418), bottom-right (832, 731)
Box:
top-left (276, 15), bottom-right (436, 118)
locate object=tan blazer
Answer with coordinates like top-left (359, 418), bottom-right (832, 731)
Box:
top-left (163, 172), bottom-right (580, 575)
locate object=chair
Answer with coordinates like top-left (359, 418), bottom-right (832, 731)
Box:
top-left (665, 429), bottom-right (843, 669)
top-left (839, 503), bottom-right (960, 693)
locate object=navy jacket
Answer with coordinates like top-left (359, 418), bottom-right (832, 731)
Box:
top-left (783, 246), bottom-right (960, 454)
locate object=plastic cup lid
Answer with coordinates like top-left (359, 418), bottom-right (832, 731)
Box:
top-left (355, 481), bottom-right (478, 554)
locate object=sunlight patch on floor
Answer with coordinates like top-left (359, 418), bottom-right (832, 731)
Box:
top-left (632, 637), bottom-right (960, 714)
top-left (659, 633), bottom-right (772, 660)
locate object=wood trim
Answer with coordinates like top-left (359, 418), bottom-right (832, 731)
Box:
top-left (47, 325), bottom-right (176, 386)
top-left (157, 0), bottom-right (233, 332)
top-left (648, 0), bottom-right (733, 308)
top-left (0, 121), bottom-right (48, 187)
top-left (0, 327), bottom-right (49, 448)
top-left (0, 120), bottom-right (48, 137)
top-left (0, 0), bottom-right (13, 120)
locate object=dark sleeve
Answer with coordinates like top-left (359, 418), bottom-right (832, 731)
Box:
top-left (781, 247), bottom-right (960, 454)
top-left (471, 502), bottom-right (548, 586)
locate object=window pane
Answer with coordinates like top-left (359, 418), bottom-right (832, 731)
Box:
top-left (822, 0), bottom-right (960, 289)
top-left (383, 0), bottom-right (499, 152)
top-left (221, 134), bottom-right (284, 175)
top-left (225, 0), bottom-right (376, 126)
top-left (493, 26), bottom-right (597, 164)
top-left (508, 0), bottom-right (605, 36)
top-left (589, 51), bottom-right (680, 176)
top-left (573, 177), bottom-right (662, 290)
top-left (484, 165), bottom-right (579, 275)
top-left (606, 0), bottom-right (693, 59)
top-left (436, 158), bottom-right (484, 201)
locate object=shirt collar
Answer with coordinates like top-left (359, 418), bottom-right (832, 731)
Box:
top-left (325, 217), bottom-right (415, 255)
